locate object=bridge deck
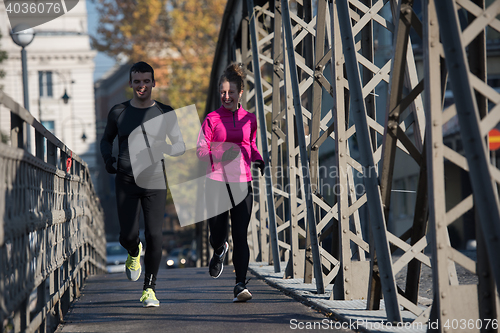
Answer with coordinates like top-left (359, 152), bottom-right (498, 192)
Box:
top-left (55, 264), bottom-right (347, 333)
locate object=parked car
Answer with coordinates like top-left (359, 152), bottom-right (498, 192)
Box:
top-left (165, 246), bottom-right (196, 268)
top-left (106, 242), bottom-right (128, 273)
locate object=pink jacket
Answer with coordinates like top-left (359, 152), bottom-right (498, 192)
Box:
top-left (197, 105), bottom-right (263, 182)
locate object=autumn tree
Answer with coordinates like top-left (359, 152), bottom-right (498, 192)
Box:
top-left (92, 0), bottom-right (227, 115)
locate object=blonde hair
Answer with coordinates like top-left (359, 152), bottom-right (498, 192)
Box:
top-left (219, 63), bottom-right (246, 92)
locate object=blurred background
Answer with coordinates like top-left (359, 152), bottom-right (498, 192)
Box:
top-left (0, 0), bottom-right (227, 269)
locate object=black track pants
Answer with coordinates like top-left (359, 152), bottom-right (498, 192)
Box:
top-left (206, 179), bottom-right (253, 284)
top-left (115, 173), bottom-right (166, 289)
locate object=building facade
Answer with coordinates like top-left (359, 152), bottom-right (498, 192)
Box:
top-left (0, 0), bottom-right (97, 177)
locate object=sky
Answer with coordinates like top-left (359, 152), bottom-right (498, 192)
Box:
top-left (85, 0), bottom-right (116, 82)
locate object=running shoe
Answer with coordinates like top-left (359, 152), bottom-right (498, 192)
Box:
top-left (233, 281), bottom-right (252, 302)
top-left (125, 242), bottom-right (142, 281)
top-left (140, 288), bottom-right (159, 307)
top-left (209, 241), bottom-right (228, 278)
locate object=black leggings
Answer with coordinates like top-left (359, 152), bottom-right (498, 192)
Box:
top-left (115, 173), bottom-right (166, 290)
top-left (206, 179), bottom-right (253, 284)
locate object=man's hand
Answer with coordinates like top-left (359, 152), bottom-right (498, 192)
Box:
top-left (106, 157), bottom-right (117, 174)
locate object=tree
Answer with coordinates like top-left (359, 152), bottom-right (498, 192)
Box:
top-left (92, 0), bottom-right (169, 62)
top-left (92, 0), bottom-right (227, 116)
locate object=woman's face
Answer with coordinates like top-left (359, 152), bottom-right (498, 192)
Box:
top-left (220, 81), bottom-right (242, 111)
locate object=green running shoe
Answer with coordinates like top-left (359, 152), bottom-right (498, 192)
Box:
top-left (125, 242), bottom-right (142, 281)
top-left (140, 288), bottom-right (159, 307)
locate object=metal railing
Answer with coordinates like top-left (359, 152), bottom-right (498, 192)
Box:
top-left (0, 90), bottom-right (106, 333)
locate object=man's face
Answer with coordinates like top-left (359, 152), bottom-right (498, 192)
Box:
top-left (130, 71), bottom-right (155, 101)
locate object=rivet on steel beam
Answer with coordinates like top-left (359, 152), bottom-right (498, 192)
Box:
top-left (342, 215), bottom-right (347, 219)
top-left (433, 120), bottom-right (439, 126)
top-left (438, 243), bottom-right (443, 249)
top-left (340, 153), bottom-right (344, 157)
top-left (345, 290), bottom-right (350, 294)
top-left (442, 310), bottom-right (447, 316)
top-left (441, 292), bottom-right (446, 298)
top-left (345, 278), bottom-right (349, 282)
top-left (339, 138), bottom-right (343, 142)
top-left (337, 76), bottom-right (341, 81)
top-left (434, 143), bottom-right (439, 148)
top-left (343, 229), bottom-right (347, 234)
top-left (431, 42), bottom-right (435, 47)
top-left (344, 265), bottom-right (349, 271)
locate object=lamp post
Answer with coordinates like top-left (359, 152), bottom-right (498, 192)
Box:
top-left (10, 24), bottom-right (35, 151)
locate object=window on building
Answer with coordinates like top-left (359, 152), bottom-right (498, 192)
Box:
top-left (39, 71), bottom-right (53, 97)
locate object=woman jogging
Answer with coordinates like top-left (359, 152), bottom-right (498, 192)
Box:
top-left (197, 63), bottom-right (264, 302)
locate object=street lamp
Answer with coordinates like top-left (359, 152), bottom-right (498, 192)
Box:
top-left (61, 89), bottom-right (70, 104)
top-left (10, 24), bottom-right (35, 151)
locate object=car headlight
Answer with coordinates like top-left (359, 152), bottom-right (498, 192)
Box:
top-left (180, 258), bottom-right (186, 265)
top-left (166, 259), bottom-right (174, 266)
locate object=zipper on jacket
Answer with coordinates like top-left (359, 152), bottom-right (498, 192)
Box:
top-left (232, 112), bottom-right (236, 127)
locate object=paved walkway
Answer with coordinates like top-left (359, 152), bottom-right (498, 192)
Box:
top-left (55, 264), bottom-right (353, 333)
top-left (57, 255), bottom-right (476, 333)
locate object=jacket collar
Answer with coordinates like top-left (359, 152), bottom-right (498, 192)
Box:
top-left (219, 104), bottom-right (244, 114)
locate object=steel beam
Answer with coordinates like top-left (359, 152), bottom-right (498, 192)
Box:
top-left (434, 0), bottom-right (500, 300)
top-left (246, 0), bottom-right (281, 273)
top-left (336, 0), bottom-right (401, 322)
top-left (282, 0), bottom-right (324, 293)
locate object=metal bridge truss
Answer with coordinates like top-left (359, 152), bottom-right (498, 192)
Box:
top-left (206, 0), bottom-right (500, 328)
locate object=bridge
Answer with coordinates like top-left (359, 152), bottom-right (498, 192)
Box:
top-left (2, 0), bottom-right (500, 332)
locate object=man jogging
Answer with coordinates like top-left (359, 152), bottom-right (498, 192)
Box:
top-left (100, 61), bottom-right (185, 307)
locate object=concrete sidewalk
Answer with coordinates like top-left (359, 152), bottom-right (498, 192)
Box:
top-left (249, 262), bottom-right (429, 333)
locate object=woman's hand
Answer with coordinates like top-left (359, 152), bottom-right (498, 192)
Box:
top-left (254, 160), bottom-right (265, 176)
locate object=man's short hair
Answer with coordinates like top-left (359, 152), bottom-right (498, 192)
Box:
top-left (129, 61), bottom-right (155, 82)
